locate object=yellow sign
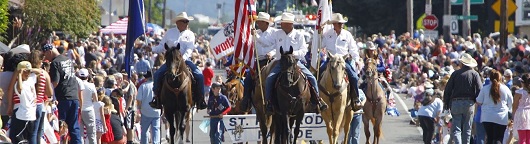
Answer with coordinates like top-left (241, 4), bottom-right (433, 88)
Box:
top-left (492, 0), bottom-right (518, 16)
top-left (494, 20), bottom-right (515, 33)
top-left (416, 13), bottom-right (427, 30)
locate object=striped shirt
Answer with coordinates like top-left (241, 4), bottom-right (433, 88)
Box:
top-left (36, 73), bottom-right (48, 103)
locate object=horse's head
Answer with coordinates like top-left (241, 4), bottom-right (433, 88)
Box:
top-left (326, 52), bottom-right (347, 88)
top-left (279, 46), bottom-right (296, 71)
top-left (224, 78), bottom-right (243, 106)
top-left (164, 43), bottom-right (186, 76)
top-left (365, 58), bottom-right (378, 79)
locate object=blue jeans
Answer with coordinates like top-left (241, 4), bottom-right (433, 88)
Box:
top-left (265, 61), bottom-right (318, 102)
top-left (450, 100), bottom-right (474, 144)
top-left (9, 109), bottom-right (36, 144)
top-left (141, 116), bottom-right (161, 144)
top-left (347, 114), bottom-right (362, 144)
top-left (209, 118), bottom-right (223, 144)
top-left (319, 60), bottom-right (360, 98)
top-left (57, 100), bottom-right (82, 144)
top-left (32, 104), bottom-right (45, 144)
top-left (474, 121), bottom-right (485, 144)
top-left (243, 72), bottom-right (254, 101)
top-left (154, 60), bottom-right (205, 98)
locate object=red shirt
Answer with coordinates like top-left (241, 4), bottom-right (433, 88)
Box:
top-left (203, 67), bottom-right (214, 86)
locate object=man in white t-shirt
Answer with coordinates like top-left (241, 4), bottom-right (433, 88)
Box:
top-left (78, 69), bottom-right (97, 144)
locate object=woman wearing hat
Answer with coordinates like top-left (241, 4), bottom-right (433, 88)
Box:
top-left (9, 61), bottom-right (39, 144)
top-left (150, 12), bottom-right (207, 110)
top-left (363, 41), bottom-right (386, 74)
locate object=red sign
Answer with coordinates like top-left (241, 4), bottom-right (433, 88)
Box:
top-left (423, 15), bottom-right (439, 30)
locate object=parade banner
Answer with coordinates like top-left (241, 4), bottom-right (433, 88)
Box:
top-left (222, 113), bottom-right (340, 142)
top-left (209, 28), bottom-right (235, 60)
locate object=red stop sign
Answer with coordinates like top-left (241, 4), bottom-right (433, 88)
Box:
top-left (423, 15), bottom-right (439, 30)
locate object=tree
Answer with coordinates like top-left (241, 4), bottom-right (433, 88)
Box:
top-left (20, 0), bottom-right (100, 46)
top-left (145, 0), bottom-right (164, 26)
top-left (0, 0), bottom-right (8, 42)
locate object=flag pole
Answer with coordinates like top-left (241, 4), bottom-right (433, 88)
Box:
top-left (251, 14), bottom-right (266, 113)
top-left (316, 29), bottom-right (322, 81)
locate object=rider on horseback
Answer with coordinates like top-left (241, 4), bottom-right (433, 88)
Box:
top-left (151, 12), bottom-right (208, 109)
top-left (265, 13), bottom-right (328, 114)
top-left (319, 13), bottom-right (361, 110)
top-left (239, 12), bottom-right (277, 111)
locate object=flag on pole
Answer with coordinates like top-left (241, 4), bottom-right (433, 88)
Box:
top-left (310, 0), bottom-right (333, 70)
top-left (125, 0), bottom-right (146, 79)
top-left (233, 0), bottom-right (256, 74)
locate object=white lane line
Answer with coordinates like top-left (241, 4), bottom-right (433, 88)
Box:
top-left (394, 90), bottom-right (423, 135)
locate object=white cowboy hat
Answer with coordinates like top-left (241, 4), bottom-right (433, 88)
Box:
top-left (327, 13), bottom-right (347, 24)
top-left (366, 41), bottom-right (378, 50)
top-left (463, 41), bottom-right (475, 49)
top-left (256, 12), bottom-right (272, 23)
top-left (459, 53), bottom-right (478, 67)
top-left (280, 13), bottom-right (295, 24)
top-left (172, 12), bottom-right (194, 23)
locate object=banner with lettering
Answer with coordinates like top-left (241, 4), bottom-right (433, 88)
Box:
top-left (222, 113), bottom-right (342, 142)
top-left (209, 21), bottom-right (235, 60)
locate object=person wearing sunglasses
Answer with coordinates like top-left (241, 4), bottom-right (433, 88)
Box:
top-left (151, 12), bottom-right (208, 110)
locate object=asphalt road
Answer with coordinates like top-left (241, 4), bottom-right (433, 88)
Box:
top-left (152, 70), bottom-right (423, 144)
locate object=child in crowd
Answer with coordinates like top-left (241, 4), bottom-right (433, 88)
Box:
top-left (101, 96), bottom-right (115, 144)
top-left (409, 102), bottom-right (421, 126)
top-left (95, 89), bottom-right (107, 144)
top-left (59, 120), bottom-right (69, 144)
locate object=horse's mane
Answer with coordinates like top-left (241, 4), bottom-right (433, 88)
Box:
top-left (164, 43), bottom-right (187, 75)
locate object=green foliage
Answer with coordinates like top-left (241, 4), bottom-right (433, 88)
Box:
top-left (23, 0), bottom-right (100, 39)
top-left (0, 0), bottom-right (8, 42)
top-left (145, 0), bottom-right (164, 26)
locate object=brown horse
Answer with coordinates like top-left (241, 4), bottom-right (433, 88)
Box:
top-left (160, 43), bottom-right (194, 144)
top-left (319, 53), bottom-right (353, 144)
top-left (224, 77), bottom-right (248, 115)
top-left (271, 46), bottom-right (311, 144)
top-left (252, 61), bottom-right (274, 144)
top-left (362, 58), bottom-right (387, 144)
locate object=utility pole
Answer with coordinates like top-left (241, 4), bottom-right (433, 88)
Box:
top-left (162, 0), bottom-right (167, 28)
top-left (500, 0), bottom-right (508, 49)
top-left (443, 0), bottom-right (452, 42)
top-left (109, 0), bottom-right (112, 25)
top-left (462, 0), bottom-right (471, 37)
top-left (407, 0), bottom-right (413, 34)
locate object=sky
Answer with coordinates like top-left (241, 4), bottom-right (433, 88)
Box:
top-left (167, 0), bottom-right (235, 22)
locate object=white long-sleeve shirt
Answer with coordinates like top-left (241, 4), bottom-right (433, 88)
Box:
top-left (322, 29), bottom-right (359, 61)
top-left (272, 29), bottom-right (308, 61)
top-left (255, 27), bottom-right (278, 60)
top-left (152, 28), bottom-right (196, 60)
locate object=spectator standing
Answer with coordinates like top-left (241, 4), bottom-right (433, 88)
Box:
top-left (504, 69), bottom-right (513, 89)
top-left (9, 61), bottom-right (37, 144)
top-left (29, 50), bottom-right (54, 144)
top-left (134, 53), bottom-right (151, 74)
top-left (476, 70), bottom-right (513, 144)
top-left (203, 61), bottom-right (214, 98)
top-left (78, 69), bottom-right (98, 144)
top-left (348, 89), bottom-right (366, 144)
top-left (443, 53), bottom-right (482, 144)
top-left (513, 73), bottom-right (530, 144)
top-left (137, 71), bottom-right (161, 144)
top-left (207, 82), bottom-right (231, 144)
top-left (0, 52), bottom-right (29, 129)
top-left (42, 44), bottom-right (83, 144)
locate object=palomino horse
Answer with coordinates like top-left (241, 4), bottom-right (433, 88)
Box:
top-left (319, 53), bottom-right (353, 144)
top-left (272, 46), bottom-right (311, 144)
top-left (224, 77), bottom-right (248, 115)
top-left (362, 58), bottom-right (387, 144)
top-left (160, 43), bottom-right (194, 144)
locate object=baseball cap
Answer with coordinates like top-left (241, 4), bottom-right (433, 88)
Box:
top-left (211, 82), bottom-right (223, 88)
top-left (17, 61), bottom-right (32, 71)
top-left (504, 69), bottom-right (513, 76)
top-left (78, 68), bottom-right (90, 77)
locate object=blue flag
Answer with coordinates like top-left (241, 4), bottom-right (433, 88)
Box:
top-left (125, 0), bottom-right (145, 79)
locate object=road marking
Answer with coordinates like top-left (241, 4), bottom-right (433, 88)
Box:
top-left (394, 91), bottom-right (423, 135)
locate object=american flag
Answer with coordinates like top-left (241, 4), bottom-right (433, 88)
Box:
top-left (233, 0), bottom-right (256, 73)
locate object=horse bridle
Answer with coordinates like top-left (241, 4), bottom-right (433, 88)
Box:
top-left (318, 61), bottom-right (348, 98)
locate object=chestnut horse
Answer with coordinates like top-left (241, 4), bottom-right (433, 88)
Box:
top-left (362, 58), bottom-right (386, 144)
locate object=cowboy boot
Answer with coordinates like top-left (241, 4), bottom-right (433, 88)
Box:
top-left (310, 88), bottom-right (328, 111)
top-left (239, 96), bottom-right (251, 112)
top-left (265, 101), bottom-right (274, 115)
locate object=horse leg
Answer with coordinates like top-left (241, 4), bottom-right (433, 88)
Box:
top-left (256, 113), bottom-right (269, 144)
top-left (342, 106), bottom-right (354, 144)
top-left (332, 101), bottom-right (345, 144)
top-left (362, 115), bottom-right (371, 144)
top-left (165, 110), bottom-right (176, 144)
top-left (293, 113), bottom-right (304, 144)
top-left (374, 118), bottom-right (383, 144)
top-left (177, 111), bottom-right (187, 144)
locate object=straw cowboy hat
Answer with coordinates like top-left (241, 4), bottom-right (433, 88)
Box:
top-left (463, 41), bottom-right (475, 49)
top-left (366, 41), bottom-right (378, 50)
top-left (459, 53), bottom-right (478, 67)
top-left (280, 13), bottom-right (295, 24)
top-left (172, 12), bottom-right (194, 23)
top-left (327, 13), bottom-right (347, 24)
top-left (256, 12), bottom-right (272, 23)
